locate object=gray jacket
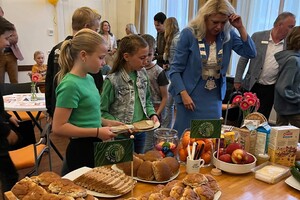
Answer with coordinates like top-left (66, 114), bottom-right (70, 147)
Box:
top-left (235, 30), bottom-right (272, 90)
top-left (274, 50), bottom-right (300, 115)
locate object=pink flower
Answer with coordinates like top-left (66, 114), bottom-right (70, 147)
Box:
top-left (246, 97), bottom-right (257, 106)
top-left (232, 95), bottom-right (243, 105)
top-left (32, 73), bottom-right (41, 83)
top-left (240, 100), bottom-right (250, 111)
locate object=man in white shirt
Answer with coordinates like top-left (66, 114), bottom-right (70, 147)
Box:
top-left (234, 12), bottom-right (296, 120)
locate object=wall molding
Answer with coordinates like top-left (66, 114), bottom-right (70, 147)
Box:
top-left (18, 65), bottom-right (32, 71)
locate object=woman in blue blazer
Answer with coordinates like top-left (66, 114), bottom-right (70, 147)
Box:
top-left (169, 0), bottom-right (256, 137)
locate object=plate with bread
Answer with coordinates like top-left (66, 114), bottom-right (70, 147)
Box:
top-left (111, 120), bottom-right (160, 134)
top-left (63, 166), bottom-right (137, 198)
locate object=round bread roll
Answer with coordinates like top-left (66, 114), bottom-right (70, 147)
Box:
top-left (152, 160), bottom-right (172, 181)
top-left (169, 185), bottom-right (184, 199)
top-left (143, 150), bottom-right (163, 161)
top-left (48, 178), bottom-right (74, 194)
top-left (193, 184), bottom-right (214, 200)
top-left (183, 173), bottom-right (208, 188)
top-left (11, 177), bottom-right (39, 199)
top-left (116, 155), bottom-right (143, 176)
top-left (137, 160), bottom-right (154, 181)
top-left (161, 157), bottom-right (180, 175)
top-left (161, 180), bottom-right (180, 197)
top-left (148, 192), bottom-right (166, 200)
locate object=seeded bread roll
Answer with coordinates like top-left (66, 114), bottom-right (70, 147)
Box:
top-left (137, 160), bottom-right (154, 181)
top-left (152, 160), bottom-right (172, 181)
top-left (161, 157), bottom-right (180, 176)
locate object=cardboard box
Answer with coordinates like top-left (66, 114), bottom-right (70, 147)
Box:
top-left (268, 126), bottom-right (299, 167)
top-left (255, 122), bottom-right (271, 156)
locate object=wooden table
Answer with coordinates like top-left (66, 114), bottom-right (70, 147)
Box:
top-left (119, 165), bottom-right (300, 200)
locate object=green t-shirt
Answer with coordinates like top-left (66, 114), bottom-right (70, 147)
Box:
top-left (56, 73), bottom-right (101, 128)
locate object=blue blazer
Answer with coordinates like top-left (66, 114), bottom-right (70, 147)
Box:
top-left (169, 27), bottom-right (256, 104)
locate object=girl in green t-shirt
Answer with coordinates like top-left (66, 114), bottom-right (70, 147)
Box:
top-left (52, 29), bottom-right (121, 173)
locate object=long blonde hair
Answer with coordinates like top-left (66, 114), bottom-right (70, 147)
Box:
top-left (164, 17), bottom-right (179, 59)
top-left (188, 0), bottom-right (235, 42)
top-left (56, 29), bottom-right (106, 83)
top-left (111, 34), bottom-right (148, 73)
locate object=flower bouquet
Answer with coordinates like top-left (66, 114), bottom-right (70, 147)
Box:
top-left (232, 92), bottom-right (260, 119)
top-left (30, 73), bottom-right (42, 101)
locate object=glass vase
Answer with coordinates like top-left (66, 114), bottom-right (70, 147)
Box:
top-left (31, 83), bottom-right (37, 101)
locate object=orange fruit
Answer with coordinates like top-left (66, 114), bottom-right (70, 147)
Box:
top-left (179, 148), bottom-right (188, 162)
top-left (204, 139), bottom-right (213, 152)
top-left (181, 131), bottom-right (190, 148)
top-left (201, 152), bottom-right (212, 164)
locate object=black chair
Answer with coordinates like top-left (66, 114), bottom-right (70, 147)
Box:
top-left (0, 82), bottom-right (32, 95)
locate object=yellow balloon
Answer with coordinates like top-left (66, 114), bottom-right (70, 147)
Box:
top-left (48, 0), bottom-right (59, 6)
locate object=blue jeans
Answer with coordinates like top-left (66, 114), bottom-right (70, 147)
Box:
top-left (161, 91), bottom-right (175, 128)
top-left (144, 130), bottom-right (154, 152)
top-left (134, 132), bottom-right (146, 154)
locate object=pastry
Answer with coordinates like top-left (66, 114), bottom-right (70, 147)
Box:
top-left (148, 192), bottom-right (166, 200)
top-left (161, 157), bottom-right (180, 175)
top-left (48, 178), bottom-right (74, 194)
top-left (180, 186), bottom-right (200, 200)
top-left (204, 174), bottom-right (220, 193)
top-left (193, 185), bottom-right (214, 200)
top-left (37, 171), bottom-right (61, 186)
top-left (137, 160), bottom-right (154, 181)
top-left (182, 173), bottom-right (208, 188)
top-left (58, 184), bottom-right (87, 198)
top-left (133, 120), bottom-right (154, 130)
top-left (160, 180), bottom-right (179, 197)
top-left (11, 177), bottom-right (41, 199)
top-left (152, 160), bottom-right (172, 181)
top-left (169, 184), bottom-right (184, 199)
top-left (40, 193), bottom-right (74, 200)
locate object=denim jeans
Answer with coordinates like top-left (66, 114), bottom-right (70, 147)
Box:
top-left (134, 132), bottom-right (146, 154)
top-left (144, 130), bottom-right (154, 152)
top-left (161, 91), bottom-right (175, 128)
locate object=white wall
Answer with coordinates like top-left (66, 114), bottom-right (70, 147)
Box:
top-left (1, 0), bottom-right (135, 82)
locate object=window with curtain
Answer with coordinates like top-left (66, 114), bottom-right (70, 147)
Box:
top-left (145, 0), bottom-right (189, 37)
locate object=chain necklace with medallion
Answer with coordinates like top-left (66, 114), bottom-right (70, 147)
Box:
top-left (198, 39), bottom-right (223, 90)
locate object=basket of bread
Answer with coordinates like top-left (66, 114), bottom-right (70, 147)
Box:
top-left (123, 173), bottom-right (221, 200)
top-left (114, 150), bottom-right (180, 183)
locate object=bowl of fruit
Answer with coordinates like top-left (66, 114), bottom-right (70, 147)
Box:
top-left (212, 143), bottom-right (257, 174)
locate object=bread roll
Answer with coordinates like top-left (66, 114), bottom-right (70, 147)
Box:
top-left (137, 160), bottom-right (154, 181)
top-left (143, 150), bottom-right (163, 161)
top-left (152, 160), bottom-right (172, 181)
top-left (161, 157), bottom-right (180, 175)
top-left (37, 172), bottom-right (61, 186)
top-left (116, 155), bottom-right (143, 176)
top-left (181, 186), bottom-right (200, 200)
top-left (11, 177), bottom-right (40, 199)
top-left (169, 185), bottom-right (184, 199)
top-left (161, 180), bottom-right (180, 197)
top-left (148, 192), bottom-right (166, 200)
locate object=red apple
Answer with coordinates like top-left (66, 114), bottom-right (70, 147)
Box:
top-left (231, 149), bottom-right (248, 164)
top-left (225, 143), bottom-right (243, 155)
top-left (243, 153), bottom-right (255, 164)
top-left (219, 154), bottom-right (232, 163)
top-left (217, 148), bottom-right (226, 157)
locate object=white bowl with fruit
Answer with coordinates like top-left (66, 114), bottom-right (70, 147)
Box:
top-left (212, 143), bottom-right (257, 174)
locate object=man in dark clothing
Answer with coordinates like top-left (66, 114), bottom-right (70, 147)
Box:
top-left (0, 16), bottom-right (19, 196)
top-left (45, 7), bottom-right (103, 118)
top-left (154, 12), bottom-right (166, 68)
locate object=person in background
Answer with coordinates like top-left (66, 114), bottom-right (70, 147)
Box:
top-left (154, 12), bottom-right (166, 68)
top-left (101, 34), bottom-right (159, 154)
top-left (141, 34), bottom-right (169, 152)
top-left (125, 23), bottom-right (138, 35)
top-left (99, 20), bottom-right (117, 68)
top-left (52, 29), bottom-right (120, 173)
top-left (0, 16), bottom-right (19, 196)
top-left (169, 0), bottom-right (256, 137)
top-left (46, 7), bottom-right (102, 119)
top-left (274, 26), bottom-right (300, 134)
top-left (31, 50), bottom-right (47, 81)
top-left (234, 12), bottom-right (296, 120)
top-left (0, 7), bottom-right (23, 84)
top-left (162, 17), bottom-right (180, 129)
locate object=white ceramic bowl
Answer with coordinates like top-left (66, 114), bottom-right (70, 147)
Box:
top-left (212, 151), bottom-right (256, 174)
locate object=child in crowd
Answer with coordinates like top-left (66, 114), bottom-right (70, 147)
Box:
top-left (52, 29), bottom-right (120, 173)
top-left (101, 34), bottom-right (159, 154)
top-left (141, 34), bottom-right (169, 152)
top-left (32, 50), bottom-right (47, 81)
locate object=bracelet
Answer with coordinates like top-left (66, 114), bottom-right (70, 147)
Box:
top-left (96, 127), bottom-right (99, 138)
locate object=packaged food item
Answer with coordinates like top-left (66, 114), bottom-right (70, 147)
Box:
top-left (268, 126), bottom-right (299, 167)
top-left (255, 122), bottom-right (271, 156)
top-left (251, 161), bottom-right (290, 184)
top-left (232, 127), bottom-right (257, 155)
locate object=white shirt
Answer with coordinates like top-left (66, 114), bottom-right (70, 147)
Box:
top-left (258, 34), bottom-right (284, 85)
